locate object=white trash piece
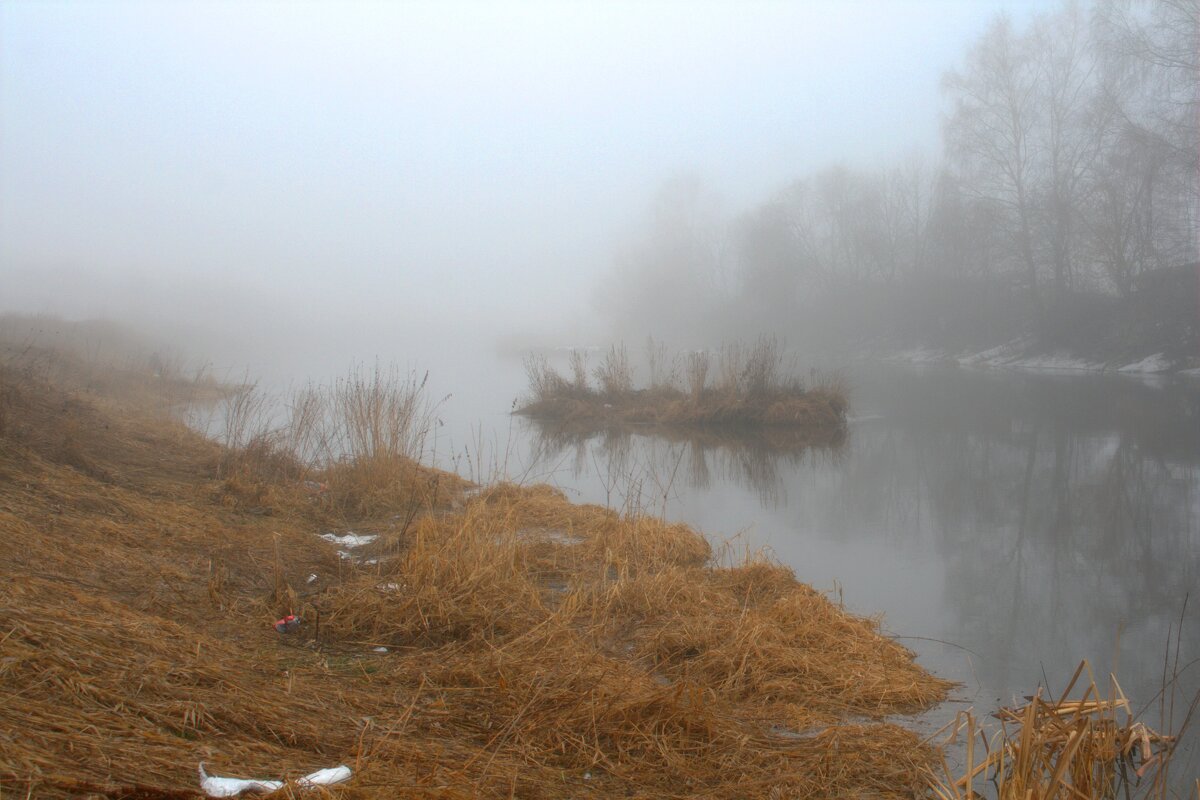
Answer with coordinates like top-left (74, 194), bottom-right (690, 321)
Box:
top-left (199, 762), bottom-right (352, 797)
top-left (297, 766), bottom-right (352, 788)
top-left (198, 764), bottom-right (280, 797)
top-left (319, 532), bottom-right (378, 548)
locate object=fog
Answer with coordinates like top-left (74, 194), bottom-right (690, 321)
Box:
top-left (2, 0), bottom-right (1071, 373)
top-left (4, 2), bottom-right (1200, 788)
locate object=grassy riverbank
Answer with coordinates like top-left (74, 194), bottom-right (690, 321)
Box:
top-left (0, 334), bottom-right (949, 799)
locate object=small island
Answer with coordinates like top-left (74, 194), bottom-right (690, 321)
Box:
top-left (516, 338), bottom-right (848, 434)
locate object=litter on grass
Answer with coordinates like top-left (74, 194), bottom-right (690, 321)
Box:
top-left (198, 762), bottom-right (351, 797)
top-left (319, 531), bottom-right (378, 548)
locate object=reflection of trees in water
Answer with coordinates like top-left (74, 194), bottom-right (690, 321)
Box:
top-left (523, 418), bottom-right (846, 510)
top-left (840, 415), bottom-right (1198, 716)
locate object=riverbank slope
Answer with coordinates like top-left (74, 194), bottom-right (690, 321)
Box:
top-left (0, 342), bottom-right (948, 798)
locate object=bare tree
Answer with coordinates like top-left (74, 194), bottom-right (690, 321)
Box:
top-left (596, 174), bottom-right (730, 341)
top-left (885, 154), bottom-right (938, 279)
top-left (1095, 0), bottom-right (1199, 269)
top-left (1096, 0), bottom-right (1199, 170)
top-left (1088, 125), bottom-right (1168, 293)
top-left (734, 199), bottom-right (803, 320)
top-left (944, 16), bottom-right (1042, 305)
top-left (1030, 3), bottom-right (1115, 298)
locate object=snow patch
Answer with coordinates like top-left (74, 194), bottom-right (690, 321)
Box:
top-left (890, 347), bottom-right (951, 365)
top-left (1004, 352), bottom-right (1104, 372)
top-left (1118, 353), bottom-right (1172, 373)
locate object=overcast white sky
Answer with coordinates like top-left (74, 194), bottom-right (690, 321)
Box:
top-left (1, 0), bottom-right (1059, 367)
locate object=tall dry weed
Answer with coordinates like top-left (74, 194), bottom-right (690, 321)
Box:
top-left (568, 349), bottom-right (590, 393)
top-left (742, 335), bottom-right (784, 397)
top-left (216, 378), bottom-right (277, 477)
top-left (716, 341), bottom-right (746, 395)
top-left (928, 658), bottom-right (1194, 800)
top-left (523, 353), bottom-right (570, 402)
top-left (281, 384), bottom-right (329, 466)
top-left (646, 336), bottom-right (680, 392)
top-left (594, 343), bottom-right (634, 397)
top-left (328, 363), bottom-right (431, 463)
top-left (686, 350), bottom-right (710, 400)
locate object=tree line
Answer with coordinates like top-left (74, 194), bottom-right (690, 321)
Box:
top-left (603, 0), bottom-right (1198, 357)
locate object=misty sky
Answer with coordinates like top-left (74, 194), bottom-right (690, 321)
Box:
top-left (2, 0), bottom-right (1060, 363)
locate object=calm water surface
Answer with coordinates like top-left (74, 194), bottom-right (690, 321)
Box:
top-left (435, 360), bottom-right (1200, 785)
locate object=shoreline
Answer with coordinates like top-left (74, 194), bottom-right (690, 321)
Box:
top-left (0, 344), bottom-right (949, 799)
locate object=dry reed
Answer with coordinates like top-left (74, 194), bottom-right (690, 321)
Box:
top-left (594, 344), bottom-right (635, 397)
top-left (929, 661), bottom-right (1193, 800)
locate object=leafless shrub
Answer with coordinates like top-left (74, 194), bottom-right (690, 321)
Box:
top-left (808, 368), bottom-right (849, 414)
top-left (330, 363), bottom-right (433, 463)
top-left (216, 378), bottom-right (279, 477)
top-left (645, 336), bottom-right (680, 392)
top-left (523, 353), bottom-right (570, 402)
top-left (594, 344), bottom-right (634, 397)
top-left (716, 341), bottom-right (746, 395)
top-left (742, 335), bottom-right (784, 398)
top-left (686, 350), bottom-right (710, 400)
top-left (282, 385), bottom-right (329, 467)
top-left (568, 349), bottom-right (590, 393)
top-left (218, 380), bottom-right (274, 449)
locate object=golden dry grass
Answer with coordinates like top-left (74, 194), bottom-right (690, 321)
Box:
top-left (928, 662), bottom-right (1192, 800)
top-left (0, 343), bottom-right (948, 800)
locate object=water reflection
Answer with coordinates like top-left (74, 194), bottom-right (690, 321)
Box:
top-left (519, 366), bottom-right (1200, 781)
top-left (522, 417), bottom-right (846, 509)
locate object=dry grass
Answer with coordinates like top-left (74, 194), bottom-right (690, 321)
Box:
top-left (0, 313), bottom-right (226, 418)
top-left (595, 344), bottom-right (635, 396)
top-left (0, 338), bottom-right (955, 799)
top-left (198, 362), bottom-right (446, 520)
top-left (929, 661), bottom-right (1195, 800)
top-left (519, 337), bottom-right (848, 433)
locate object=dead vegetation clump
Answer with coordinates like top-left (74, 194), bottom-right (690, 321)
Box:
top-left (518, 336), bottom-right (849, 434)
top-left (594, 343), bottom-right (635, 396)
top-left (929, 661), bottom-right (1193, 800)
top-left (195, 360), bottom-right (453, 520)
top-left (0, 313), bottom-right (226, 414)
